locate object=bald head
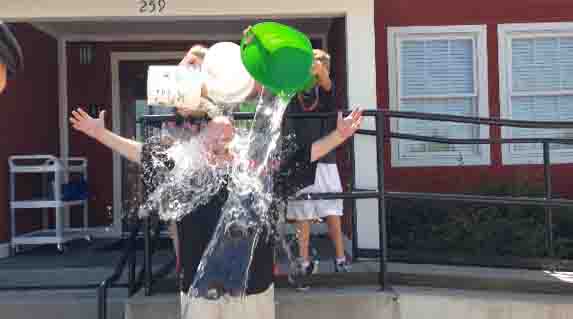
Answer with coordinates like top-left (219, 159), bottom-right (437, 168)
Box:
top-left (207, 116), bottom-right (233, 129)
top-left (202, 116), bottom-right (235, 155)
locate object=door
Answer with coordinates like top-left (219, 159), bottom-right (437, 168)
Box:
top-left (118, 59), bottom-right (179, 231)
top-left (111, 53), bottom-right (185, 235)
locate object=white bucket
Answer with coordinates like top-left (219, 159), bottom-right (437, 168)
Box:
top-left (202, 42), bottom-right (255, 105)
top-left (147, 65), bottom-right (203, 110)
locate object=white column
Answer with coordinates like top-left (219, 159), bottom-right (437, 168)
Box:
top-left (346, 4), bottom-right (382, 252)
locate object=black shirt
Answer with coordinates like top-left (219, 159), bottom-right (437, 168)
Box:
top-left (141, 132), bottom-right (316, 295)
top-left (286, 85), bottom-right (337, 163)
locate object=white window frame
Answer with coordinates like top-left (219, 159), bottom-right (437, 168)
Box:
top-left (387, 25), bottom-right (490, 167)
top-left (499, 22), bottom-right (573, 165)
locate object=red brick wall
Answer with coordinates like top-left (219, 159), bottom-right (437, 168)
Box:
top-left (0, 24), bottom-right (59, 243)
top-left (374, 0), bottom-right (573, 196)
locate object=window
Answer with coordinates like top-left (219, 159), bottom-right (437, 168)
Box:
top-left (388, 25), bottom-right (490, 167)
top-left (499, 23), bottom-right (573, 164)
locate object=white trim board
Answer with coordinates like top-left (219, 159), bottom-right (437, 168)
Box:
top-left (64, 32), bottom-right (328, 45)
top-left (30, 23), bottom-right (62, 38)
top-left (498, 22), bottom-right (573, 34)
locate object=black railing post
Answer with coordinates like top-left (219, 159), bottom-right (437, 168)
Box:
top-left (543, 142), bottom-right (555, 259)
top-left (97, 282), bottom-right (107, 319)
top-left (349, 130), bottom-right (359, 260)
top-left (375, 111), bottom-right (388, 290)
top-left (144, 216), bottom-right (152, 296)
top-left (128, 219), bottom-right (138, 296)
top-left (128, 248), bottom-right (136, 295)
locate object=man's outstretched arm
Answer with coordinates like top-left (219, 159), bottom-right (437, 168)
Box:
top-left (70, 108), bottom-right (142, 163)
top-left (310, 109), bottom-right (363, 162)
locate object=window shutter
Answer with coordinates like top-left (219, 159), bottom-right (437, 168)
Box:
top-left (399, 38), bottom-right (478, 155)
top-left (510, 37), bottom-right (573, 154)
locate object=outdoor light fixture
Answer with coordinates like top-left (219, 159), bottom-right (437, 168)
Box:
top-left (79, 44), bottom-right (95, 65)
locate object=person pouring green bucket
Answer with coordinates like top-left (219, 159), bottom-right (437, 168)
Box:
top-left (240, 22), bottom-right (316, 100)
top-left (237, 21), bottom-right (315, 129)
top-left (146, 21), bottom-right (314, 119)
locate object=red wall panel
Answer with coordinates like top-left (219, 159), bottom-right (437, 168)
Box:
top-left (374, 0), bottom-right (573, 196)
top-left (0, 24), bottom-right (59, 242)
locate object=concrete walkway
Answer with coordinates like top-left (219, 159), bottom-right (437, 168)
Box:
top-left (2, 261), bottom-right (573, 319)
top-left (126, 285), bottom-right (573, 319)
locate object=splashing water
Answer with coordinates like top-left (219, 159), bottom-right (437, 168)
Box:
top-left (137, 89), bottom-right (302, 313)
top-left (139, 137), bottom-right (229, 222)
top-left (187, 94), bottom-right (290, 302)
top-left (138, 91), bottom-right (300, 303)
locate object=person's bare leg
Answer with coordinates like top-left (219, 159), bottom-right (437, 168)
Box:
top-left (326, 215), bottom-right (345, 259)
top-left (168, 222), bottom-right (180, 260)
top-left (296, 220), bottom-right (311, 262)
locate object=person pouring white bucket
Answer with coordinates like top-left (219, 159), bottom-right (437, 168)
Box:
top-left (147, 42), bottom-right (255, 117)
top-left (0, 22), bottom-right (24, 94)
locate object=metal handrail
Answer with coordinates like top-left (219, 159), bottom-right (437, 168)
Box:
top-left (137, 109), bottom-right (573, 294)
top-left (97, 219), bottom-right (141, 319)
top-left (0, 108), bottom-right (568, 317)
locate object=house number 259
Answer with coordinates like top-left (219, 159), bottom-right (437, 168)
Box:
top-left (139, 0), bottom-right (166, 13)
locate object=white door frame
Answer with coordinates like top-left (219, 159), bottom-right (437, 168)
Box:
top-left (109, 51), bottom-right (187, 236)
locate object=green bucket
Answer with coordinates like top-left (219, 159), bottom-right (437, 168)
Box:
top-left (240, 22), bottom-right (314, 96)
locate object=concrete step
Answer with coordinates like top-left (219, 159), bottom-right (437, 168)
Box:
top-left (4, 262), bottom-right (573, 319)
top-left (126, 285), bottom-right (573, 319)
top-left (0, 289), bottom-right (127, 319)
top-left (126, 286), bottom-right (398, 319)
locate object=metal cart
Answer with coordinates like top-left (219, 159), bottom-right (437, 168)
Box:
top-left (9, 155), bottom-right (91, 253)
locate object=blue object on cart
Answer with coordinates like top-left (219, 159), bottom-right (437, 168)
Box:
top-left (62, 178), bottom-right (89, 201)
top-left (48, 178), bottom-right (88, 201)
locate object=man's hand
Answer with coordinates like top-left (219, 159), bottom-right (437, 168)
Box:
top-left (70, 108), bottom-right (106, 139)
top-left (70, 107), bottom-right (142, 163)
top-left (310, 109), bottom-right (363, 162)
top-left (336, 109), bottom-right (363, 140)
top-left (179, 51), bottom-right (200, 67)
